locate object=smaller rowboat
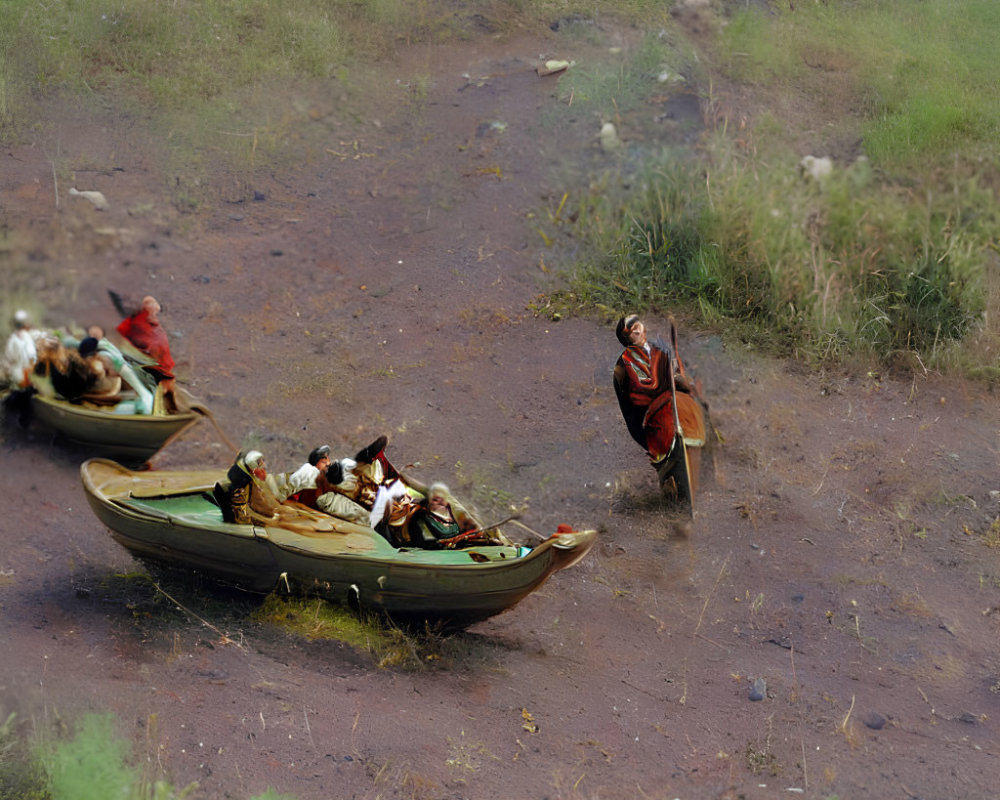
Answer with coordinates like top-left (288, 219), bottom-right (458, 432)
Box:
top-left (81, 458), bottom-right (596, 627)
top-left (29, 391), bottom-right (203, 464)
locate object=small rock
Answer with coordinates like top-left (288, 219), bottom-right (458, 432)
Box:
top-left (599, 122), bottom-right (623, 153)
top-left (799, 155), bottom-right (833, 182)
top-left (863, 712), bottom-right (885, 730)
top-left (68, 187), bottom-right (109, 211)
top-left (749, 677), bottom-right (766, 701)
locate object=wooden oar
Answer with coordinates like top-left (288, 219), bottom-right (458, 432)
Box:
top-left (439, 513), bottom-right (520, 548)
top-left (666, 319), bottom-right (695, 518)
top-left (509, 518), bottom-right (548, 540)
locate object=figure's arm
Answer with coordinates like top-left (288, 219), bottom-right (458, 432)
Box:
top-left (613, 364), bottom-right (647, 447)
top-left (250, 481), bottom-right (280, 518)
top-left (117, 362), bottom-right (154, 413)
top-left (317, 491), bottom-right (370, 525)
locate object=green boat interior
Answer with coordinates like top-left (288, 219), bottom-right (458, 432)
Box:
top-left (122, 491), bottom-right (528, 563)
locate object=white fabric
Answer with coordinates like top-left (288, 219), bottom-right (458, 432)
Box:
top-left (369, 479), bottom-right (411, 530)
top-left (316, 491), bottom-right (369, 525)
top-left (287, 462), bottom-right (320, 494)
top-left (4, 330), bottom-right (37, 386)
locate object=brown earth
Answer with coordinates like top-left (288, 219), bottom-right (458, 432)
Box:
top-left (2, 16), bottom-right (999, 800)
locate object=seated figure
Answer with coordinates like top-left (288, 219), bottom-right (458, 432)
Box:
top-left (3, 309), bottom-right (45, 389)
top-left (315, 459), bottom-right (371, 526)
top-left (75, 337), bottom-right (123, 400)
top-left (282, 445), bottom-right (332, 507)
top-left (406, 482), bottom-right (478, 549)
top-left (216, 450), bottom-right (281, 524)
top-left (31, 336), bottom-right (98, 402)
top-left (65, 327), bottom-right (155, 414)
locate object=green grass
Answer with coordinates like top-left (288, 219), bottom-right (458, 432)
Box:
top-left (719, 0), bottom-right (1000, 170)
top-left (546, 0), bottom-right (1000, 378)
top-left (0, 709), bottom-right (292, 800)
top-left (251, 593), bottom-right (488, 671)
top-left (553, 30), bottom-right (690, 122)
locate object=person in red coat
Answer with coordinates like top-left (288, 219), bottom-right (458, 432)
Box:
top-left (116, 295), bottom-right (175, 377)
top-left (613, 314), bottom-right (706, 498)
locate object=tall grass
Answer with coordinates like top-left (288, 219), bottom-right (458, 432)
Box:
top-left (554, 0), bottom-right (999, 377)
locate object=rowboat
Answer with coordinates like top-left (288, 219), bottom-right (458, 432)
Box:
top-left (28, 392), bottom-right (203, 463)
top-left (80, 458), bottom-right (596, 627)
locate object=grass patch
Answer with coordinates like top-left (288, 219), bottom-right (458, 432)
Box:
top-left (250, 594), bottom-right (505, 671)
top-left (547, 1), bottom-right (999, 379)
top-left (0, 708), bottom-right (291, 800)
top-left (982, 518), bottom-right (1000, 549)
top-left (253, 593), bottom-right (397, 651)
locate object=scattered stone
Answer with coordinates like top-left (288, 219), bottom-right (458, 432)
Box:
top-left (863, 712), bottom-right (885, 730)
top-left (749, 677), bottom-right (766, 701)
top-left (68, 187), bottom-right (109, 210)
top-left (799, 155), bottom-right (833, 182)
top-left (599, 122), bottom-right (623, 153)
top-left (958, 712), bottom-right (979, 725)
top-left (537, 59), bottom-right (571, 77)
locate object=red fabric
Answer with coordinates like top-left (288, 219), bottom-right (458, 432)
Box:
top-left (614, 342), bottom-right (706, 461)
top-left (642, 391), bottom-right (679, 462)
top-left (613, 344), bottom-right (672, 451)
top-left (117, 310), bottom-right (175, 375)
top-left (288, 488), bottom-right (321, 509)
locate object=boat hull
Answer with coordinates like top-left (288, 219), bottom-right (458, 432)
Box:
top-left (30, 394), bottom-right (200, 463)
top-left (81, 459), bottom-right (595, 626)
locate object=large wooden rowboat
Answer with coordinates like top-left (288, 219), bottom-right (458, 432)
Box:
top-left (27, 391), bottom-right (202, 464)
top-left (81, 458), bottom-right (596, 627)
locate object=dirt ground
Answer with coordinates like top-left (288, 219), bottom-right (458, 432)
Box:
top-left (2, 16), bottom-right (999, 800)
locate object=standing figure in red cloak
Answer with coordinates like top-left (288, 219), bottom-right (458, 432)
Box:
top-left (115, 295), bottom-right (175, 376)
top-left (111, 293), bottom-right (177, 412)
top-left (613, 314), bottom-right (707, 502)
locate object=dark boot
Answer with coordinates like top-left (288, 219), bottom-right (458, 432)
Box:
top-left (354, 434), bottom-right (388, 464)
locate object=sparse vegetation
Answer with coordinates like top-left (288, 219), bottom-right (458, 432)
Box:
top-left (544, 1), bottom-right (999, 379)
top-left (0, 709), bottom-right (291, 800)
top-left (251, 593), bottom-right (505, 671)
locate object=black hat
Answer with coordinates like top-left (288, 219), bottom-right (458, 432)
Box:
top-left (353, 434), bottom-right (388, 465)
top-left (308, 445), bottom-right (331, 466)
top-left (616, 314), bottom-right (642, 347)
top-left (325, 461), bottom-right (344, 486)
top-left (78, 337), bottom-right (99, 357)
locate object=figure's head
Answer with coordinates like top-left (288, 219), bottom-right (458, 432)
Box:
top-left (244, 450), bottom-right (266, 478)
top-left (616, 314), bottom-right (646, 347)
top-left (326, 458), bottom-right (358, 493)
top-left (141, 296), bottom-right (161, 320)
top-left (13, 309), bottom-right (31, 330)
top-left (427, 482), bottom-right (451, 514)
top-left (78, 337), bottom-right (100, 358)
top-left (308, 444), bottom-right (332, 471)
top-left (87, 325), bottom-right (105, 340)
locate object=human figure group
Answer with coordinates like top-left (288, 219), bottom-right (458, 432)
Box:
top-left (2, 295), bottom-right (177, 417)
top-left (216, 435), bottom-right (488, 550)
